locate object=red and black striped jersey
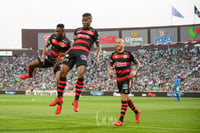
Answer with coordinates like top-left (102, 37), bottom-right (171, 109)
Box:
top-left (47, 34), bottom-right (71, 58)
top-left (110, 50), bottom-right (137, 82)
top-left (70, 27), bottom-right (99, 55)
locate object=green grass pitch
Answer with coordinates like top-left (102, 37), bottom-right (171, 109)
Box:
top-left (0, 95), bottom-right (200, 133)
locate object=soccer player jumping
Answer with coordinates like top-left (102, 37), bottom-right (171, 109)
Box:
top-left (49, 13), bottom-right (101, 114)
top-left (20, 24), bottom-right (71, 91)
top-left (109, 38), bottom-right (141, 126)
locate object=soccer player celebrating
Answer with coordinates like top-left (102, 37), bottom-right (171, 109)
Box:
top-left (49, 13), bottom-right (101, 114)
top-left (21, 24), bottom-right (71, 83)
top-left (20, 24), bottom-right (71, 113)
top-left (108, 38), bottom-right (141, 126)
top-left (21, 24), bottom-right (71, 84)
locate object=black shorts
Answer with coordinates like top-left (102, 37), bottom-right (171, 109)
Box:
top-left (117, 79), bottom-right (132, 94)
top-left (38, 55), bottom-right (60, 74)
top-left (62, 50), bottom-right (87, 68)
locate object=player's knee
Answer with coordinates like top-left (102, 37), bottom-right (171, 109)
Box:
top-left (77, 73), bottom-right (84, 79)
top-left (77, 70), bottom-right (85, 79)
top-left (121, 94), bottom-right (129, 101)
top-left (60, 71), bottom-right (67, 78)
top-left (60, 65), bottom-right (70, 77)
top-left (29, 64), bottom-right (34, 69)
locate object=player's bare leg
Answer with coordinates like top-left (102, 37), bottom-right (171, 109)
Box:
top-left (20, 59), bottom-right (42, 79)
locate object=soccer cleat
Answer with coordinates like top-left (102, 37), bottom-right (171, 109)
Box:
top-left (55, 105), bottom-right (62, 114)
top-left (135, 110), bottom-right (141, 124)
top-left (49, 97), bottom-right (63, 106)
top-left (113, 120), bottom-right (123, 126)
top-left (72, 100), bottom-right (79, 112)
top-left (20, 73), bottom-right (34, 79)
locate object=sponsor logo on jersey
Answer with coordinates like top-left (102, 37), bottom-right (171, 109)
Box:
top-left (114, 62), bottom-right (129, 67)
top-left (77, 34), bottom-right (91, 39)
top-left (123, 55), bottom-right (128, 58)
top-left (61, 43), bottom-right (65, 47)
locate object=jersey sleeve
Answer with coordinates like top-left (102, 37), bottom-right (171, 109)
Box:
top-left (73, 29), bottom-right (77, 41)
top-left (130, 52), bottom-right (137, 63)
top-left (109, 53), bottom-right (114, 65)
top-left (93, 30), bottom-right (100, 43)
top-left (47, 34), bottom-right (54, 46)
top-left (69, 40), bottom-right (72, 47)
top-left (65, 38), bottom-right (72, 50)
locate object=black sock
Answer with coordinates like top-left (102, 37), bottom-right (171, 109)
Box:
top-left (28, 67), bottom-right (34, 76)
top-left (57, 77), bottom-right (66, 97)
top-left (75, 78), bottom-right (84, 100)
top-left (128, 99), bottom-right (138, 114)
top-left (119, 101), bottom-right (128, 122)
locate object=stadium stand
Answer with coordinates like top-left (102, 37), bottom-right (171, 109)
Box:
top-left (0, 44), bottom-right (199, 92)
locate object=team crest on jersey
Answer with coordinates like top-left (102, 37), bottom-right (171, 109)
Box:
top-left (88, 31), bottom-right (92, 35)
top-left (61, 42), bottom-right (65, 47)
top-left (123, 55), bottom-right (128, 58)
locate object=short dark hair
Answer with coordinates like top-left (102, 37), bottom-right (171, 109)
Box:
top-left (57, 23), bottom-right (64, 29)
top-left (82, 13), bottom-right (92, 20)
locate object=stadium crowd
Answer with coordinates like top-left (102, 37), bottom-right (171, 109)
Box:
top-left (0, 44), bottom-right (199, 92)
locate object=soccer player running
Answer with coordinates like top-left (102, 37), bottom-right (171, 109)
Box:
top-left (49, 13), bottom-right (101, 114)
top-left (20, 24), bottom-right (71, 96)
top-left (109, 38), bottom-right (141, 126)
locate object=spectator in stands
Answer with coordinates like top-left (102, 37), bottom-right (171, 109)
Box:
top-left (0, 43), bottom-right (199, 93)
